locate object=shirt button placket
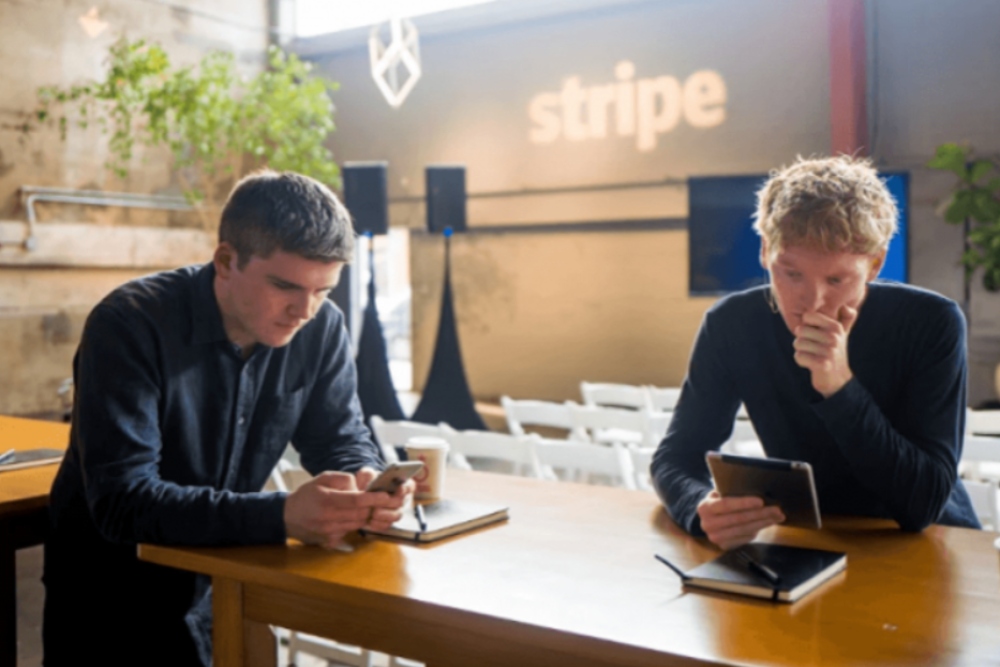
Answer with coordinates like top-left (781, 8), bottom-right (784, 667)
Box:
top-left (226, 364), bottom-right (254, 488)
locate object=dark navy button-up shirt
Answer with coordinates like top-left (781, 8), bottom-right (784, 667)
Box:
top-left (46, 262), bottom-right (383, 665)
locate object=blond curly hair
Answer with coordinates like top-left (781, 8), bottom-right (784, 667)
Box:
top-left (753, 155), bottom-right (898, 258)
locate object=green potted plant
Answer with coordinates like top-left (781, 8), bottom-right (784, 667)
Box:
top-left (927, 143), bottom-right (1000, 402)
top-left (35, 36), bottom-right (340, 225)
top-left (927, 143), bottom-right (1000, 291)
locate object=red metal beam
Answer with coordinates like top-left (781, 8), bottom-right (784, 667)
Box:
top-left (828, 0), bottom-right (869, 156)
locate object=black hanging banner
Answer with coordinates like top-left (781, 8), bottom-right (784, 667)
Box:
top-left (355, 238), bottom-right (406, 427)
top-left (411, 231), bottom-right (486, 430)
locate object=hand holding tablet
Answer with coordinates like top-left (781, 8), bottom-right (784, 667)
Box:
top-left (705, 452), bottom-right (822, 529)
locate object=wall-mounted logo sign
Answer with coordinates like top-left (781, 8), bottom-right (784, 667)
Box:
top-left (369, 17), bottom-right (422, 109)
top-left (528, 61), bottom-right (727, 152)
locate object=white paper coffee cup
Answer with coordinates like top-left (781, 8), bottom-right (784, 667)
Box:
top-left (404, 436), bottom-right (449, 501)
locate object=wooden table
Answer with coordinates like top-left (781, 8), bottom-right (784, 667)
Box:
top-left (140, 469), bottom-right (1000, 667)
top-left (0, 415), bottom-right (69, 667)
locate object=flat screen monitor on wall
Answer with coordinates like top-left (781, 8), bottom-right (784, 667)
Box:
top-left (687, 172), bottom-right (910, 296)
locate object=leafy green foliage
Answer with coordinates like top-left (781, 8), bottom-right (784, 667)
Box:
top-left (928, 143), bottom-right (1000, 291)
top-left (36, 37), bottom-right (340, 205)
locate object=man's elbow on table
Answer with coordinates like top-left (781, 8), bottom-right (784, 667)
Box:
top-left (892, 470), bottom-right (956, 533)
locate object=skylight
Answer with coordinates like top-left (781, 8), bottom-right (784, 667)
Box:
top-left (295, 0), bottom-right (498, 38)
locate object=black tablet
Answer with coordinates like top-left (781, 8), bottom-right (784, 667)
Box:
top-left (705, 452), bottom-right (822, 529)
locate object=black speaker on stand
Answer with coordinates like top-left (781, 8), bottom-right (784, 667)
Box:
top-left (411, 165), bottom-right (486, 430)
top-left (342, 162), bottom-right (406, 435)
top-left (330, 162), bottom-right (390, 334)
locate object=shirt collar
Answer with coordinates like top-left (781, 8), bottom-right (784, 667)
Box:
top-left (189, 262), bottom-right (231, 346)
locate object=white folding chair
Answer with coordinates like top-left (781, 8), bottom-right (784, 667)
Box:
top-left (569, 403), bottom-right (668, 448)
top-left (958, 434), bottom-right (1000, 531)
top-left (370, 416), bottom-right (457, 465)
top-left (266, 463), bottom-right (386, 667)
top-left (721, 419), bottom-right (765, 458)
top-left (442, 430), bottom-right (544, 478)
top-left (501, 396), bottom-right (574, 437)
top-left (629, 446), bottom-right (657, 491)
top-left (967, 409), bottom-right (1000, 436)
top-left (532, 435), bottom-right (636, 489)
top-left (961, 434), bottom-right (1000, 483)
top-left (645, 385), bottom-right (681, 412)
top-left (580, 381), bottom-right (651, 410)
top-left (644, 411), bottom-right (672, 448)
top-left (961, 478), bottom-right (1000, 531)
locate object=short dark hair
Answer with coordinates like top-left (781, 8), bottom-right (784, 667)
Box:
top-left (219, 170), bottom-right (355, 268)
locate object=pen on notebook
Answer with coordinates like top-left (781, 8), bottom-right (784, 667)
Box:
top-left (654, 554), bottom-right (690, 581)
top-left (736, 549), bottom-right (782, 585)
top-left (414, 503), bottom-right (428, 533)
top-left (0, 449), bottom-right (15, 465)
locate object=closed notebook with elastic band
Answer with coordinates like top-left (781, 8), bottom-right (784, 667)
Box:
top-left (679, 542), bottom-right (847, 602)
top-left (364, 499), bottom-right (509, 543)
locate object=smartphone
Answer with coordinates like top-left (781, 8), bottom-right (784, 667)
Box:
top-left (705, 452), bottom-right (822, 529)
top-left (365, 461), bottom-right (424, 494)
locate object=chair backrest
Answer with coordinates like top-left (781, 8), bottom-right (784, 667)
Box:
top-left (643, 411), bottom-right (672, 448)
top-left (963, 434), bottom-right (1000, 463)
top-left (569, 403), bottom-right (669, 448)
top-left (443, 430), bottom-right (544, 478)
top-left (645, 385), bottom-right (681, 412)
top-left (960, 434), bottom-right (1000, 488)
top-left (500, 396), bottom-right (574, 436)
top-left (266, 458), bottom-right (313, 494)
top-left (967, 410), bottom-right (1000, 436)
top-left (532, 436), bottom-right (636, 489)
top-left (628, 446), bottom-right (657, 491)
top-left (580, 382), bottom-right (650, 410)
top-left (370, 416), bottom-right (456, 463)
top-left (961, 478), bottom-right (1000, 531)
top-left (721, 419), bottom-right (765, 458)
top-left (569, 402), bottom-right (645, 432)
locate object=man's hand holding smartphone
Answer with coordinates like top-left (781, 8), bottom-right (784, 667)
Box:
top-left (283, 462), bottom-right (420, 550)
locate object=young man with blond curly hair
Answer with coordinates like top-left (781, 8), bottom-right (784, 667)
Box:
top-left (652, 155), bottom-right (979, 549)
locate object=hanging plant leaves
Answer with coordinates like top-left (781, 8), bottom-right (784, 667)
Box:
top-left (34, 36), bottom-right (341, 207)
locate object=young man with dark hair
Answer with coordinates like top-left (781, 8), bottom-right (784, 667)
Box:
top-left (652, 155), bottom-right (979, 551)
top-left (43, 171), bottom-right (409, 666)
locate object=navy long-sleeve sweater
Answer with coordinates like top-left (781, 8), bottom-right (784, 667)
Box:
top-left (651, 282), bottom-right (980, 534)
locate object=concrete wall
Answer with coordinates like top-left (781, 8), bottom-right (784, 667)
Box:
top-left (307, 0), bottom-right (1000, 406)
top-left (312, 0), bottom-right (831, 402)
top-left (0, 0), bottom-right (269, 416)
top-left (871, 0), bottom-right (1000, 404)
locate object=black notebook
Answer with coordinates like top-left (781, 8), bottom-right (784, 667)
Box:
top-left (365, 499), bottom-right (509, 543)
top-left (680, 543), bottom-right (846, 602)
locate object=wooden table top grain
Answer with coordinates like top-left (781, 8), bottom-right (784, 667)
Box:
top-left (140, 469), bottom-right (1000, 667)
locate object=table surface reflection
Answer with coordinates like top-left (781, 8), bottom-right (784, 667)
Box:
top-left (140, 469), bottom-right (1000, 667)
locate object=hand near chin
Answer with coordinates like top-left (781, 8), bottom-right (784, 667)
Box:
top-left (792, 306), bottom-right (858, 397)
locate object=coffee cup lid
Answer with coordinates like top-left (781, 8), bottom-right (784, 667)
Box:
top-left (405, 435), bottom-right (450, 450)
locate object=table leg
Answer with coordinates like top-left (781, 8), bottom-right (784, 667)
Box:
top-left (0, 539), bottom-right (14, 667)
top-left (214, 577), bottom-right (246, 667)
top-left (213, 577), bottom-right (276, 667)
top-left (245, 620), bottom-right (276, 667)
